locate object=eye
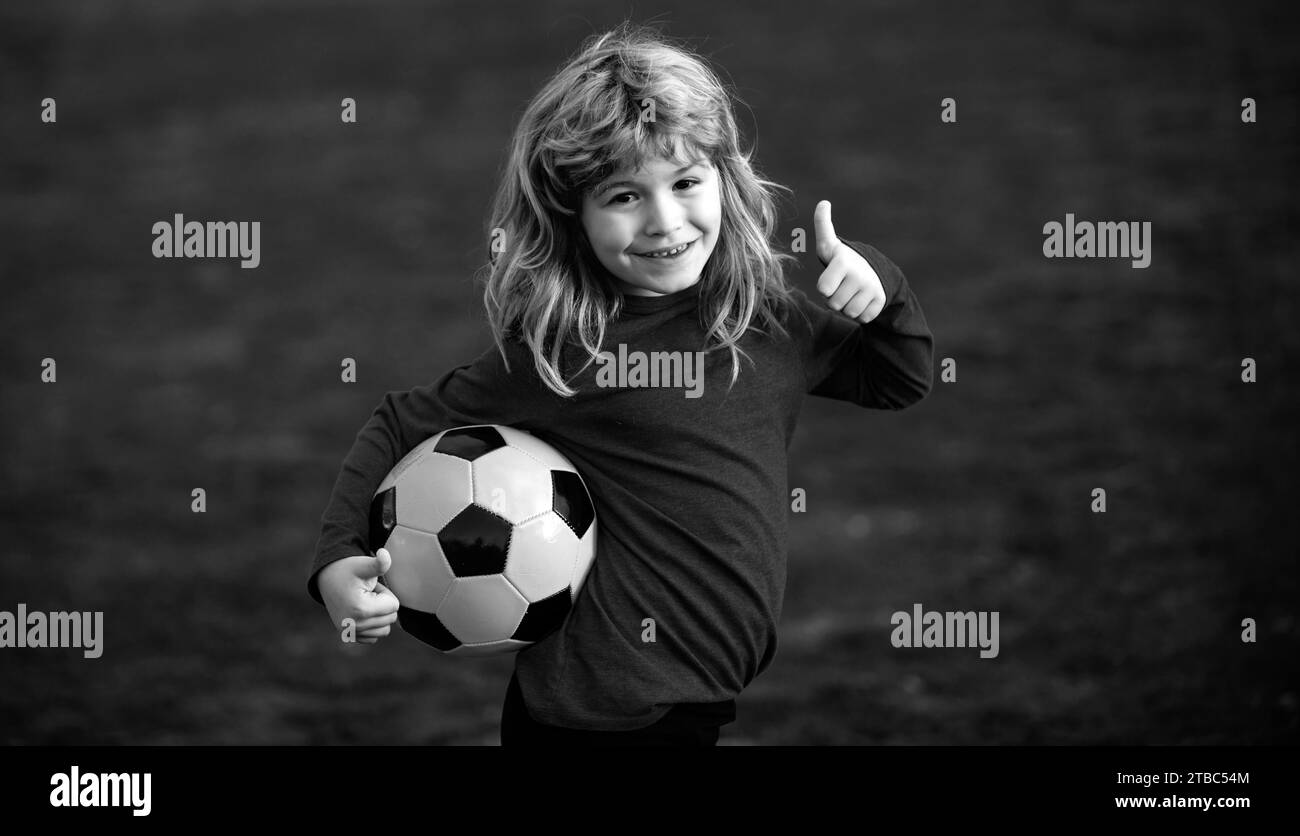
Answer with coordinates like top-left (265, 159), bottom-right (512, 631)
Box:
top-left (608, 191), bottom-right (637, 205)
top-left (676, 178), bottom-right (701, 190)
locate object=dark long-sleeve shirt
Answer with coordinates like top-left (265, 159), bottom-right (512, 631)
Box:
top-left (308, 240), bottom-right (933, 730)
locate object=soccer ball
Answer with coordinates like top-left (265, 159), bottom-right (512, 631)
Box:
top-left (369, 425), bottom-right (597, 656)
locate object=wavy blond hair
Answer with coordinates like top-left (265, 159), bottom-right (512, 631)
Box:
top-left (480, 22), bottom-right (803, 396)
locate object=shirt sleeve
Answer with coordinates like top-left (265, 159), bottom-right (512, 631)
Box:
top-left (307, 337), bottom-right (558, 604)
top-left (797, 239), bottom-right (934, 409)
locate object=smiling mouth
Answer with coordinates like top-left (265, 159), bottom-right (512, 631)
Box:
top-left (633, 240), bottom-right (696, 259)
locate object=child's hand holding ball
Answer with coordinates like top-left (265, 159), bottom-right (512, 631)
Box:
top-left (318, 548), bottom-right (401, 646)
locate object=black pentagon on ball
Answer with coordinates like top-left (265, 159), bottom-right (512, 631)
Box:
top-left (512, 587), bottom-right (573, 642)
top-left (434, 425), bottom-right (507, 461)
top-left (438, 505), bottom-right (512, 577)
top-left (397, 606), bottom-right (461, 651)
top-left (552, 470), bottom-right (595, 538)
top-left (368, 487), bottom-right (397, 552)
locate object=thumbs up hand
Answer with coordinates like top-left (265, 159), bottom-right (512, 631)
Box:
top-left (318, 548), bottom-right (401, 646)
top-left (813, 200), bottom-right (888, 324)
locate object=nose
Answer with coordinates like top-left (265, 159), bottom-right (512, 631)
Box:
top-left (643, 192), bottom-right (684, 238)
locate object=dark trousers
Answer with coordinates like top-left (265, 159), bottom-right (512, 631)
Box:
top-left (500, 672), bottom-right (736, 747)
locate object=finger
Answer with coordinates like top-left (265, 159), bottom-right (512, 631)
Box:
top-left (358, 625), bottom-right (392, 639)
top-left (857, 294), bottom-right (888, 324)
top-left (827, 274), bottom-right (861, 313)
top-left (814, 200), bottom-right (838, 264)
top-left (841, 289), bottom-right (876, 321)
top-left (353, 612), bottom-right (398, 631)
top-left (356, 598), bottom-right (399, 621)
top-left (816, 258), bottom-right (847, 299)
top-left (371, 581), bottom-right (400, 607)
top-left (352, 547), bottom-right (391, 581)
top-left (356, 587), bottom-right (401, 620)
top-left (364, 547), bottom-right (391, 579)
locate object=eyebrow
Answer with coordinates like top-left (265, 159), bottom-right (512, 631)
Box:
top-left (595, 160), bottom-right (708, 196)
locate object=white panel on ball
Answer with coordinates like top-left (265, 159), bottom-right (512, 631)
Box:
top-left (471, 446), bottom-right (554, 525)
top-left (381, 526), bottom-right (456, 612)
top-left (439, 575), bottom-right (528, 644)
top-left (496, 425), bottom-right (576, 472)
top-left (505, 512), bottom-right (578, 602)
top-left (394, 452), bottom-right (473, 535)
top-left (375, 436), bottom-right (439, 495)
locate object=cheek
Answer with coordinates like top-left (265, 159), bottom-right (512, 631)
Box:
top-left (584, 214), bottom-right (630, 254)
top-left (701, 188), bottom-right (723, 234)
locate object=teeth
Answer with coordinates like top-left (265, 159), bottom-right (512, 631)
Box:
top-left (641, 243), bottom-right (689, 258)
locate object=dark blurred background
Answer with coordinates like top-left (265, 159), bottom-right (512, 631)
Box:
top-left (1, 0), bottom-right (1296, 744)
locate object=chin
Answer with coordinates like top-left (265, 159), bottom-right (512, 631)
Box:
top-left (632, 274), bottom-right (698, 296)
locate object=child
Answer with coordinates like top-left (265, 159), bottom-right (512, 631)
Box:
top-left (308, 23), bottom-right (933, 746)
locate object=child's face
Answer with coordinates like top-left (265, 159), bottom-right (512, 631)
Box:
top-left (579, 155), bottom-right (721, 297)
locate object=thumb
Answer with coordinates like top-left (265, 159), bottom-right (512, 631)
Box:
top-left (357, 547), bottom-right (392, 580)
top-left (814, 200), bottom-right (838, 264)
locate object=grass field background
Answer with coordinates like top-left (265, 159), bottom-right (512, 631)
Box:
top-left (1, 0), bottom-right (1296, 744)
